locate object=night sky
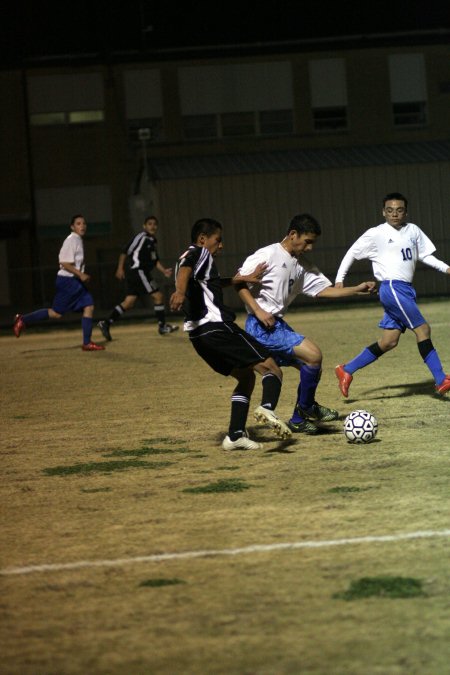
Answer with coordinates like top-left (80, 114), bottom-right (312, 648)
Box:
top-left (2, 0), bottom-right (449, 65)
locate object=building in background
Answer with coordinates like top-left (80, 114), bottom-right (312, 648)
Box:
top-left (0, 30), bottom-right (449, 313)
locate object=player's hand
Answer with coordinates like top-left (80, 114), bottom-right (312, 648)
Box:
top-left (255, 308), bottom-right (275, 328)
top-left (115, 269), bottom-right (125, 281)
top-left (233, 262), bottom-right (268, 285)
top-left (335, 281), bottom-right (344, 289)
top-left (170, 291), bottom-right (185, 312)
top-left (356, 281), bottom-right (377, 294)
top-left (80, 272), bottom-right (91, 284)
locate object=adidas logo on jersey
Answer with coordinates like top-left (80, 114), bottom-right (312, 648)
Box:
top-left (282, 262), bottom-right (287, 268)
top-left (388, 239), bottom-right (394, 243)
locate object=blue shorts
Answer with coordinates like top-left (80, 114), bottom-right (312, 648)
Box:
top-left (52, 276), bottom-right (94, 314)
top-left (378, 280), bottom-right (426, 331)
top-left (245, 314), bottom-right (304, 366)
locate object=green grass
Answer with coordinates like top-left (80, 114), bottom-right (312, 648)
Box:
top-left (139, 578), bottom-right (186, 588)
top-left (333, 576), bottom-right (427, 600)
top-left (327, 486), bottom-right (371, 494)
top-left (104, 446), bottom-right (189, 457)
top-left (43, 459), bottom-right (173, 476)
top-left (182, 478), bottom-right (253, 493)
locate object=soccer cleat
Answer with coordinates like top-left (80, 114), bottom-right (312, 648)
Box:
top-left (297, 402), bottom-right (339, 422)
top-left (82, 342), bottom-right (105, 351)
top-left (159, 324), bottom-right (179, 335)
top-left (97, 320), bottom-right (112, 341)
top-left (254, 405), bottom-right (292, 439)
top-left (287, 419), bottom-right (319, 435)
top-left (435, 374), bottom-right (450, 395)
top-left (13, 314), bottom-right (25, 338)
top-left (335, 364), bottom-right (353, 398)
top-left (222, 433), bottom-right (263, 450)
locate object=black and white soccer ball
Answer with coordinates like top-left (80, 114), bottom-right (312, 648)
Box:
top-left (344, 409), bottom-right (378, 443)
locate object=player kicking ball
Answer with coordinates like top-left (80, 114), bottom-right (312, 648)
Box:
top-left (170, 218), bottom-right (292, 451)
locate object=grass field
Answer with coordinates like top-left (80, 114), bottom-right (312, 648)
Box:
top-left (1, 298), bottom-right (449, 674)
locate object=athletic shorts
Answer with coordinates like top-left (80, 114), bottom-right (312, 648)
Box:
top-left (245, 314), bottom-right (304, 367)
top-left (188, 321), bottom-right (272, 376)
top-left (378, 280), bottom-right (426, 331)
top-left (52, 276), bottom-right (94, 314)
top-left (125, 269), bottom-right (159, 296)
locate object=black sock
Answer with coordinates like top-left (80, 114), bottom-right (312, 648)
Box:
top-left (261, 373), bottom-right (281, 410)
top-left (228, 394), bottom-right (250, 440)
top-left (109, 305), bottom-right (125, 323)
top-left (154, 304), bottom-right (165, 325)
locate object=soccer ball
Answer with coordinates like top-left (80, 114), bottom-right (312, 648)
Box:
top-left (344, 410), bottom-right (378, 444)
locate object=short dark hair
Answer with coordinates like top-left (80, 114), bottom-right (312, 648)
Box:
top-left (288, 213), bottom-right (321, 237)
top-left (383, 193), bottom-right (408, 210)
top-left (144, 215), bottom-right (158, 224)
top-left (191, 218), bottom-right (222, 243)
top-left (70, 214), bottom-right (84, 226)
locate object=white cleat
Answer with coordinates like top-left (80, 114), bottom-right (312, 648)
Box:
top-left (222, 434), bottom-right (263, 451)
top-left (254, 406), bottom-right (292, 439)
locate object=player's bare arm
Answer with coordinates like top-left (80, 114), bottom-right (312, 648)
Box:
top-left (115, 253), bottom-right (127, 280)
top-left (237, 286), bottom-right (275, 328)
top-left (156, 260), bottom-right (173, 278)
top-left (220, 262), bottom-right (268, 288)
top-left (170, 265), bottom-right (192, 311)
top-left (317, 281), bottom-right (377, 299)
top-left (60, 262), bottom-right (90, 283)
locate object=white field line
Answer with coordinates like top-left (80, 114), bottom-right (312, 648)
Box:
top-left (1, 529), bottom-right (450, 577)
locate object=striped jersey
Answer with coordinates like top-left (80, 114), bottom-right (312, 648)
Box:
top-left (335, 221), bottom-right (448, 283)
top-left (176, 244), bottom-right (235, 331)
top-left (124, 232), bottom-right (159, 270)
top-left (238, 242), bottom-right (331, 317)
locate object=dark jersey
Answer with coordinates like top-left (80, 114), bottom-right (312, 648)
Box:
top-left (176, 244), bottom-right (236, 330)
top-left (124, 232), bottom-right (159, 271)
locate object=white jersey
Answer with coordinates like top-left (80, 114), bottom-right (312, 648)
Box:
top-left (335, 222), bottom-right (448, 284)
top-left (239, 242), bottom-right (331, 317)
top-left (57, 232), bottom-right (85, 277)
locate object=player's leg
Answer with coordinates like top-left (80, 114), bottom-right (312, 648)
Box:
top-left (336, 328), bottom-right (400, 397)
top-left (289, 339), bottom-right (338, 434)
top-left (81, 304), bottom-right (104, 351)
top-left (152, 289), bottom-right (179, 335)
top-left (222, 366), bottom-right (260, 449)
top-left (13, 308), bottom-right (58, 337)
top-left (414, 322), bottom-right (450, 393)
top-left (253, 358), bottom-right (292, 439)
top-left (98, 294), bottom-right (137, 341)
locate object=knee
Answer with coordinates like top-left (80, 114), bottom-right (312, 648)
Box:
top-left (380, 337), bottom-right (398, 352)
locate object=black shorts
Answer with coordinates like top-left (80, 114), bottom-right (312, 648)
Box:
top-left (189, 321), bottom-right (272, 376)
top-left (125, 269), bottom-right (159, 296)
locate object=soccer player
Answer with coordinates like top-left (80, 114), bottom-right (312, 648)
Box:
top-left (170, 217), bottom-right (292, 450)
top-left (236, 214), bottom-right (376, 434)
top-left (98, 215), bottom-right (178, 340)
top-left (13, 215), bottom-right (104, 351)
top-left (335, 192), bottom-right (450, 397)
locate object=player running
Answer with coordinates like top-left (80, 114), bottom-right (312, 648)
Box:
top-left (335, 192), bottom-right (450, 397)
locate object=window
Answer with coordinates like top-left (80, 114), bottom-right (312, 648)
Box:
top-left (309, 59), bottom-right (348, 132)
top-left (124, 70), bottom-right (164, 144)
top-left (179, 62), bottom-right (293, 140)
top-left (389, 54), bottom-right (427, 127)
top-left (221, 112), bottom-right (255, 137)
top-left (259, 109), bottom-right (293, 135)
top-left (182, 115), bottom-right (217, 140)
top-left (27, 73), bottom-right (104, 127)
